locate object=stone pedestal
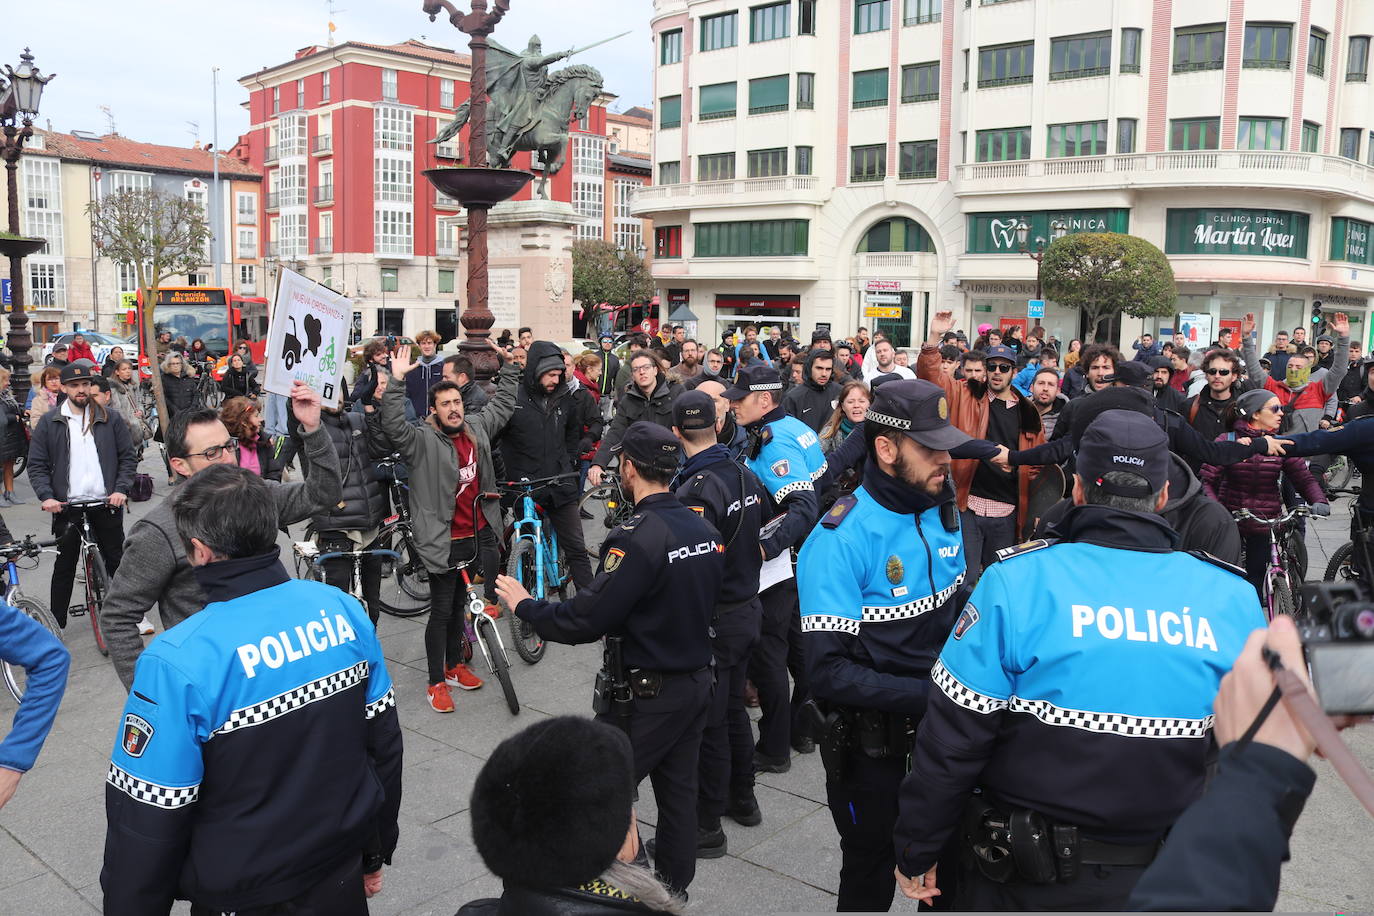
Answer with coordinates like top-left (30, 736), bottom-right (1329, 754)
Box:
top-left (456, 199), bottom-right (578, 343)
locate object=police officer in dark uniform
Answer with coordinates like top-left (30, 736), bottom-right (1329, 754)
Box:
top-left (496, 421), bottom-right (725, 896)
top-left (670, 390), bottom-right (771, 854)
top-left (796, 380), bottom-right (969, 912)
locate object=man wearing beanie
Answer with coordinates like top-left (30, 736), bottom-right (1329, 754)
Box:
top-left (458, 716), bottom-right (684, 915)
top-left (896, 410), bottom-right (1265, 910)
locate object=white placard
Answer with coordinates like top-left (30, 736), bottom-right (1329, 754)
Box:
top-left (262, 268), bottom-right (350, 407)
top-left (489, 267), bottom-right (521, 329)
top-left (1177, 312), bottom-right (1215, 350)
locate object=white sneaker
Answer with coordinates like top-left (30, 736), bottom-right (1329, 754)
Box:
top-left (138, 616), bottom-right (155, 636)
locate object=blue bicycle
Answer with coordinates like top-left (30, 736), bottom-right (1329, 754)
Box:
top-left (500, 472), bottom-right (577, 664)
top-left (1, 535), bottom-right (62, 701)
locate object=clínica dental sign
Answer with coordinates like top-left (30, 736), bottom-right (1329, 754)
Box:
top-left (1165, 208), bottom-right (1310, 259)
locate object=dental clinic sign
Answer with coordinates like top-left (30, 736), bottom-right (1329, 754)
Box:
top-left (1165, 208), bottom-right (1309, 259)
top-left (965, 209), bottom-right (1130, 254)
top-left (1330, 217), bottom-right (1374, 266)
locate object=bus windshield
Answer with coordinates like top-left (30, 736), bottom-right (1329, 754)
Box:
top-left (154, 305), bottom-right (229, 356)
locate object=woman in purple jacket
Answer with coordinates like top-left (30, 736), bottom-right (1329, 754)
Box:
top-left (1201, 388), bottom-right (1329, 594)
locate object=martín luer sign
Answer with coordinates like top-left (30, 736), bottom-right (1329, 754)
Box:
top-left (1165, 208), bottom-right (1309, 259)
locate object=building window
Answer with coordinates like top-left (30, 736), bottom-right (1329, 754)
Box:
top-left (1118, 118), bottom-right (1138, 153)
top-left (698, 152), bottom-right (736, 181)
top-left (271, 86), bottom-right (280, 114)
top-left (382, 68), bottom-right (398, 101)
top-left (117, 263), bottom-right (138, 294)
top-left (747, 147), bottom-right (789, 177)
top-left (277, 112), bottom-right (307, 156)
top-left (1349, 36), bottom-right (1370, 81)
top-left (297, 79), bottom-right (305, 109)
top-left (976, 126), bottom-right (1032, 161)
top-left (660, 95), bottom-right (682, 129)
top-left (798, 0), bottom-right (817, 34)
top-left (110, 171), bottom-right (152, 194)
top-left (279, 162), bottom-right (308, 206)
top-left (979, 41), bottom-right (1035, 87)
top-left (694, 220), bottom-right (809, 257)
top-left (237, 228), bottom-right (256, 259)
top-left (1169, 117), bottom-right (1221, 150)
top-left (321, 70), bottom-right (331, 102)
top-left (28, 262), bottom-right (64, 308)
top-left (1047, 120), bottom-right (1108, 157)
top-left (898, 140), bottom-right (937, 179)
top-left (321, 265), bottom-right (334, 290)
top-left (751, 2), bottom-right (790, 42)
top-left (1174, 24), bottom-right (1225, 72)
top-left (381, 267), bottom-right (399, 293)
top-left (375, 208), bottom-right (412, 255)
top-left (852, 68), bottom-right (889, 108)
top-left (1340, 127), bottom-right (1360, 160)
top-left (279, 212), bottom-right (308, 258)
top-left (795, 145), bottom-right (813, 175)
top-left (1309, 28), bottom-right (1327, 76)
top-left (700, 82), bottom-right (738, 120)
top-left (612, 178), bottom-right (643, 250)
top-left (1120, 28), bottom-right (1142, 73)
top-left (239, 264), bottom-right (256, 294)
top-left (748, 75), bottom-right (790, 114)
top-left (797, 72), bottom-right (815, 109)
top-left (319, 212), bottom-right (333, 251)
top-left (1243, 23), bottom-right (1292, 69)
top-left (905, 0), bottom-right (940, 26)
top-left (850, 144), bottom-right (886, 182)
top-left (855, 0), bottom-right (889, 34)
top-left (438, 269), bottom-right (455, 294)
top-left (436, 218), bottom-right (459, 255)
top-left (1238, 117), bottom-right (1286, 150)
top-left (701, 12), bottom-right (738, 51)
top-left (440, 78), bottom-right (455, 108)
top-left (572, 134), bottom-right (605, 175)
top-left (659, 160), bottom-right (681, 184)
top-left (656, 226), bottom-right (683, 258)
top-left (374, 154), bottom-right (413, 202)
top-left (1368, 134), bottom-right (1374, 166)
top-left (859, 217), bottom-right (933, 252)
top-left (1302, 121), bottom-right (1321, 152)
top-left (661, 28), bottom-right (683, 64)
top-left (901, 62), bottom-right (939, 102)
top-left (1050, 32), bottom-right (1111, 80)
top-left (236, 192), bottom-right (257, 224)
top-left (375, 105), bottom-right (414, 150)
top-left (21, 158), bottom-right (62, 256)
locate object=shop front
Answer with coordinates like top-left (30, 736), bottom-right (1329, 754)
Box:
top-left (713, 294), bottom-right (802, 349)
top-left (960, 281), bottom-right (1081, 348)
top-left (855, 279), bottom-right (928, 348)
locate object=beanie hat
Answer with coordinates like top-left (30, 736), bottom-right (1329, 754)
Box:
top-left (1233, 387), bottom-right (1276, 421)
top-left (469, 716), bottom-right (635, 889)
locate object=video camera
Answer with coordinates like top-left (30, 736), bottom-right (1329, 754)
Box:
top-left (1295, 581), bottom-right (1374, 716)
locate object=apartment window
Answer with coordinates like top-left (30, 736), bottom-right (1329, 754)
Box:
top-left (321, 265), bottom-right (334, 290)
top-left (700, 82), bottom-right (738, 121)
top-left (433, 269), bottom-right (454, 294)
top-left (1120, 28), bottom-right (1142, 73)
top-left (382, 68), bottom-right (398, 101)
top-left (748, 147), bottom-right (789, 177)
top-left (797, 72), bottom-right (815, 109)
top-left (694, 220), bottom-right (809, 257)
top-left (1340, 128), bottom-right (1360, 160)
top-left (748, 75), bottom-right (790, 114)
top-left (701, 12), bottom-right (738, 50)
top-left (1118, 118), bottom-right (1138, 153)
top-left (1349, 36), bottom-right (1370, 81)
top-left (852, 68), bottom-right (889, 108)
top-left (798, 0), bottom-right (817, 34)
top-left (975, 126), bottom-right (1032, 161)
top-left (1368, 134), bottom-right (1374, 166)
top-left (237, 192), bottom-right (257, 224)
top-left (239, 264), bottom-right (256, 293)
top-left (698, 153), bottom-right (736, 181)
top-left (375, 209), bottom-right (412, 255)
top-left (1302, 121), bottom-right (1321, 152)
top-left (375, 105), bottom-right (414, 150)
top-left (278, 162), bottom-right (307, 206)
top-left (117, 263), bottom-right (138, 294)
top-left (979, 41), bottom-right (1034, 87)
top-left (1050, 32), bottom-right (1111, 80)
top-left (855, 0), bottom-right (889, 34)
top-left (1169, 117), bottom-right (1221, 150)
top-left (752, 2), bottom-right (790, 42)
top-left (572, 134), bottom-right (605, 176)
top-left (381, 267), bottom-right (399, 293)
top-left (319, 212), bottom-right (333, 251)
top-left (1309, 28), bottom-right (1327, 76)
top-left (660, 28), bottom-right (683, 64)
top-left (898, 140), bottom-right (937, 179)
top-left (795, 146), bottom-right (813, 175)
top-left (321, 70), bottom-right (331, 101)
top-left (318, 160), bottom-right (334, 198)
top-left (1047, 120), bottom-right (1108, 157)
top-left (660, 95), bottom-right (682, 129)
top-left (22, 158), bottom-right (61, 254)
top-left (850, 144), bottom-right (886, 182)
top-left (656, 226), bottom-right (683, 258)
top-left (25, 210), bottom-right (61, 256)
top-left (277, 112), bottom-right (307, 156)
top-left (612, 178), bottom-right (643, 251)
top-left (271, 86), bottom-right (280, 114)
top-left (1243, 23), bottom-right (1292, 69)
top-left (905, 0), bottom-right (940, 25)
top-left (374, 154), bottom-right (412, 202)
top-left (860, 217), bottom-right (932, 252)
top-left (1174, 24), bottom-right (1225, 72)
top-left (659, 161), bottom-right (681, 184)
top-left (1238, 117), bottom-right (1286, 150)
top-left (237, 228), bottom-right (256, 258)
top-left (440, 78), bottom-right (455, 108)
top-left (28, 262), bottom-right (64, 308)
top-left (901, 62), bottom-right (939, 102)
top-left (279, 212), bottom-right (307, 258)
top-left (297, 79), bottom-right (305, 109)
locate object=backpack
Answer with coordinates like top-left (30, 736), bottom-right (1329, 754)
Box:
top-left (129, 472), bottom-right (155, 502)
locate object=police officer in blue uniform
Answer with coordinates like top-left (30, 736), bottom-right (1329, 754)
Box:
top-left (671, 390), bottom-right (772, 852)
top-left (797, 379), bottom-right (969, 912)
top-left (497, 421), bottom-right (725, 896)
top-left (894, 410), bottom-right (1266, 910)
top-left (725, 365), bottom-right (828, 770)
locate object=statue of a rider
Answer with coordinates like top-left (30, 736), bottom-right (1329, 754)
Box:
top-left (485, 35), bottom-right (570, 167)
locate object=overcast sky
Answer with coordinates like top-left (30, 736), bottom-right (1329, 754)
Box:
top-left (8, 0), bottom-right (654, 149)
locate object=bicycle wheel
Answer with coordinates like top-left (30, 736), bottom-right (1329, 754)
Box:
top-left (84, 549), bottom-right (110, 657)
top-left (476, 619), bottom-right (519, 714)
top-left (578, 483), bottom-right (632, 559)
top-left (1, 596), bottom-right (62, 702)
top-left (505, 540), bottom-right (546, 664)
top-left (376, 534), bottom-right (430, 617)
top-left (1324, 541), bottom-right (1362, 582)
top-left (1270, 576), bottom-right (1296, 620)
top-left (1325, 455), bottom-right (1352, 491)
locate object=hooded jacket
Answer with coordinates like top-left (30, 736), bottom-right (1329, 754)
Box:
top-left (781, 350), bottom-right (842, 433)
top-left (593, 372), bottom-right (680, 468)
top-left (403, 350), bottom-right (446, 419)
top-left (1201, 421), bottom-right (1326, 534)
top-left (500, 341), bottom-right (587, 508)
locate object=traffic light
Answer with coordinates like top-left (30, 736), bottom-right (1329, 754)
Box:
top-left (1312, 299), bottom-right (1324, 326)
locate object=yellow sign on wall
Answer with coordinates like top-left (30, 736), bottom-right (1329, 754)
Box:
top-left (864, 306), bottom-right (902, 319)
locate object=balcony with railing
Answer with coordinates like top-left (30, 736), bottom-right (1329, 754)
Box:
top-left (236, 208), bottom-right (257, 225)
top-left (314, 236), bottom-right (333, 254)
top-left (237, 242), bottom-right (258, 259)
top-left (630, 175), bottom-right (824, 216)
top-left (264, 145), bottom-right (279, 164)
top-left (313, 184), bottom-right (334, 205)
top-left (435, 192), bottom-right (461, 209)
top-left (436, 241), bottom-right (460, 257)
top-left (265, 192), bottom-right (280, 211)
top-left (312, 135), bottom-right (333, 155)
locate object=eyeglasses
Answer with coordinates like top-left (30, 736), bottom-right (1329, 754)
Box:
top-left (178, 439), bottom-right (239, 462)
top-left (986, 363), bottom-right (1015, 373)
top-left (1204, 367), bottom-right (1233, 376)
top-left (632, 364), bottom-right (656, 374)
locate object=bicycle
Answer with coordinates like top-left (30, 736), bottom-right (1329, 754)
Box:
top-left (292, 539), bottom-right (400, 623)
top-left (1322, 485), bottom-right (1367, 584)
top-left (455, 554), bottom-right (519, 714)
top-left (372, 455), bottom-right (432, 618)
top-left (0, 535), bottom-right (62, 702)
top-left (500, 472), bottom-right (578, 665)
top-left (576, 467), bottom-right (635, 560)
top-left (1234, 505), bottom-right (1311, 620)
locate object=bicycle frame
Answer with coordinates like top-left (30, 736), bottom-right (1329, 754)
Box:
top-left (1235, 506), bottom-right (1308, 620)
top-left (455, 559), bottom-right (507, 671)
top-left (510, 492), bottom-right (562, 600)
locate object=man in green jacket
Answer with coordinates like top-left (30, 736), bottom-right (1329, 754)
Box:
top-left (374, 345), bottom-right (519, 713)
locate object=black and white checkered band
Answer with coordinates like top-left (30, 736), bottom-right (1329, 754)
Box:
top-left (932, 660), bottom-right (1008, 714)
top-left (774, 479), bottom-right (815, 500)
top-left (810, 461), bottom-right (829, 481)
top-left (365, 687), bottom-right (396, 720)
top-left (801, 613), bottom-right (861, 635)
top-left (862, 574), bottom-right (964, 623)
top-left (107, 762), bottom-right (199, 809)
top-left (749, 381), bottom-right (783, 392)
top-left (213, 661), bottom-right (368, 737)
top-left (865, 409), bottom-right (912, 429)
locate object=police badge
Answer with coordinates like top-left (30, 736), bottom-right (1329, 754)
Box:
top-left (771, 459), bottom-right (790, 477)
top-left (885, 555), bottom-right (904, 584)
top-left (122, 713), bottom-right (154, 758)
top-left (603, 548), bottom-right (626, 572)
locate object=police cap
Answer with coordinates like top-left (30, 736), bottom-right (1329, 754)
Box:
top-left (1104, 361), bottom-right (1151, 389)
top-left (673, 389), bottom-right (716, 431)
top-left (612, 420), bottom-right (681, 471)
top-left (721, 365), bottom-right (783, 401)
top-left (865, 378), bottom-right (971, 452)
top-left (1076, 409), bottom-right (1169, 497)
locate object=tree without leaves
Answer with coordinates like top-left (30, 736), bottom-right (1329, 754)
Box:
top-left (1040, 232), bottom-right (1177, 343)
top-left (571, 239), bottom-right (654, 326)
top-left (86, 189), bottom-right (212, 450)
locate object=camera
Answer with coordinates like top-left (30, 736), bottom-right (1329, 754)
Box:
top-left (1295, 581), bottom-right (1374, 716)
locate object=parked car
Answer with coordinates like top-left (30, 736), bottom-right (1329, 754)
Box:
top-left (41, 331), bottom-right (139, 368)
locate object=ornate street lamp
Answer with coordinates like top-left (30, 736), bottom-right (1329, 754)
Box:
top-left (1016, 218), bottom-right (1068, 327)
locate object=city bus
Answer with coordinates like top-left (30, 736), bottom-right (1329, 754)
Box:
top-left (129, 287), bottom-right (267, 377)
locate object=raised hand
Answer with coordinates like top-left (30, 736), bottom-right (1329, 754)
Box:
top-left (1332, 312), bottom-right (1351, 337)
top-left (289, 380), bottom-right (322, 433)
top-left (1241, 312), bottom-right (1256, 337)
top-left (389, 344), bottom-right (415, 379)
top-left (929, 310), bottom-right (955, 338)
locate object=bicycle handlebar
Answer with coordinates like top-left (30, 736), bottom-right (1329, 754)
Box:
top-left (0, 535), bottom-right (60, 557)
top-left (313, 548), bottom-right (402, 565)
top-left (63, 498), bottom-right (112, 510)
top-left (1328, 486), bottom-right (1364, 497)
top-left (499, 472), bottom-right (580, 490)
top-left (1232, 506), bottom-right (1311, 526)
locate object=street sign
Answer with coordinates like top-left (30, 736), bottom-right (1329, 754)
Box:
top-left (864, 306), bottom-right (903, 319)
top-left (1027, 298), bottom-right (1045, 319)
top-left (1, 278), bottom-right (9, 305)
top-left (865, 293), bottom-right (902, 304)
top-left (865, 279), bottom-right (902, 292)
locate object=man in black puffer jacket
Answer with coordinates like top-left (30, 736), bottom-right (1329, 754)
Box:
top-left (499, 340), bottom-right (594, 589)
top-left (782, 348), bottom-right (841, 433)
top-left (588, 350), bottom-right (680, 486)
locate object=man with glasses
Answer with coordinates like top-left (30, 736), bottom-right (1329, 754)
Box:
top-left (588, 351), bottom-right (679, 488)
top-left (102, 382), bottom-right (342, 691)
top-left (1185, 326), bottom-right (1262, 444)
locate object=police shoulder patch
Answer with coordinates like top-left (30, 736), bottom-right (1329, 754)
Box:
top-left (122, 713), bottom-right (154, 758)
top-left (952, 603), bottom-right (980, 640)
top-left (688, 505), bottom-right (705, 516)
top-left (771, 458), bottom-right (790, 478)
top-left (1186, 549), bottom-right (1247, 579)
top-left (820, 495), bottom-right (858, 529)
top-left (603, 548), bottom-right (626, 573)
top-left (992, 538), bottom-right (1057, 564)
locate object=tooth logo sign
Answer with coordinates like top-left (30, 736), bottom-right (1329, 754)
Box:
top-left (990, 218), bottom-right (1020, 250)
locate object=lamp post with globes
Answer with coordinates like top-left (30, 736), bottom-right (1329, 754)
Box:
top-left (1015, 217), bottom-right (1067, 330)
top-left (0, 49), bottom-right (55, 404)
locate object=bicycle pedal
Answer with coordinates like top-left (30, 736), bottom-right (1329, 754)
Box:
top-left (68, 605), bottom-right (87, 617)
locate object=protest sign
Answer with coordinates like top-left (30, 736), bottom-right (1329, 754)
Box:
top-left (262, 267), bottom-right (349, 407)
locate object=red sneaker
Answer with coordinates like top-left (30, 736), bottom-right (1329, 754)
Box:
top-left (427, 683), bottom-right (455, 713)
top-left (445, 663), bottom-right (484, 691)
